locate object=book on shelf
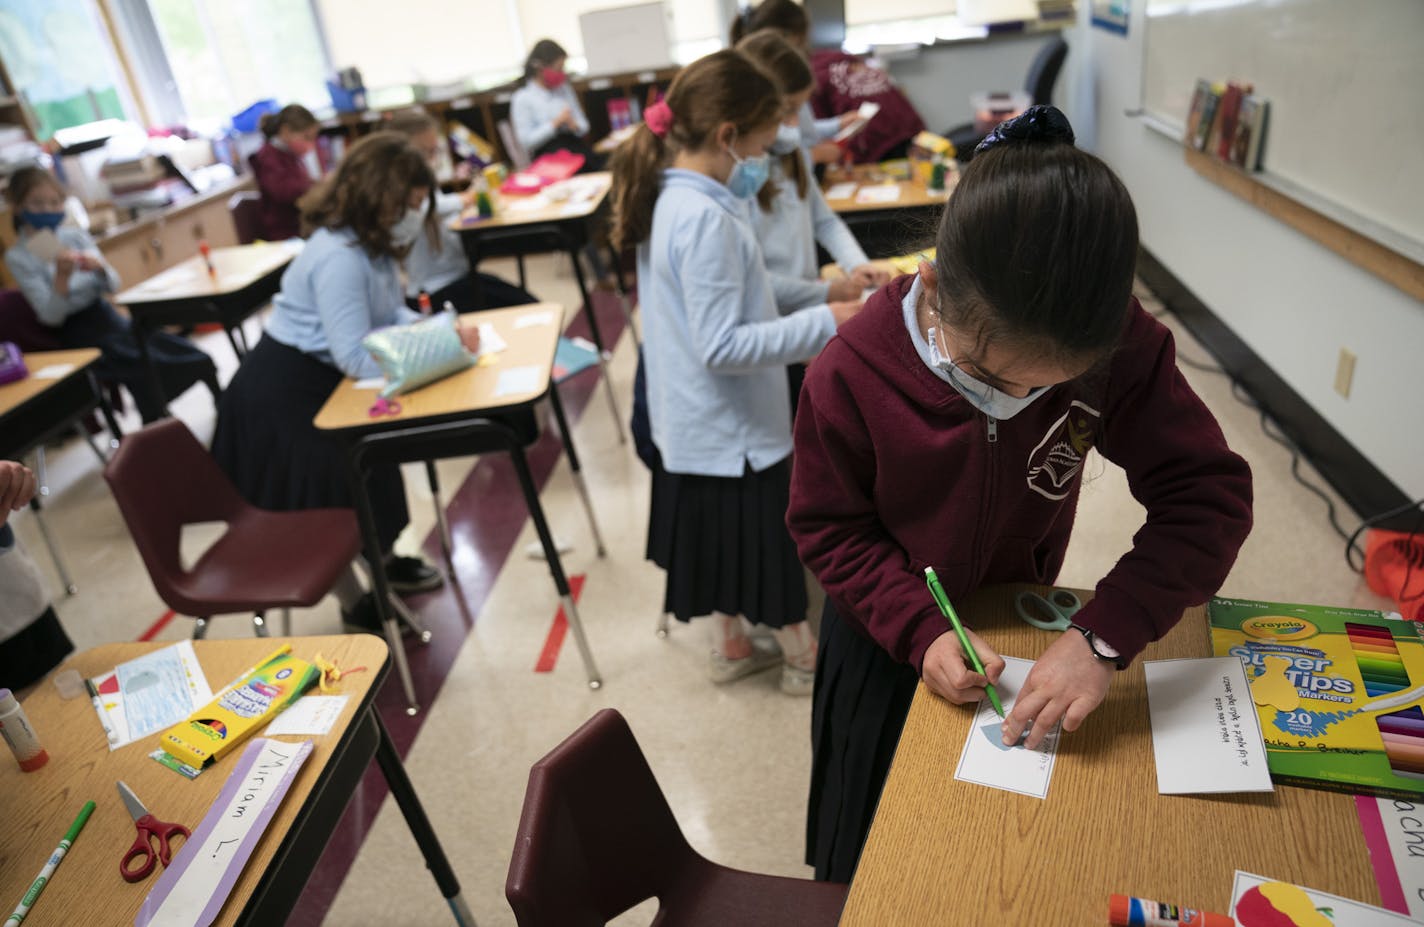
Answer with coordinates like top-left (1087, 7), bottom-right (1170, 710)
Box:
top-left (1183, 79), bottom-right (1213, 147)
top-left (1213, 81), bottom-right (1251, 161)
top-left (1192, 82), bottom-right (1222, 151)
top-left (1228, 95), bottom-right (1269, 171)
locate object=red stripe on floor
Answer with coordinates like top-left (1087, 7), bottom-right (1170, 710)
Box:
top-left (535, 574), bottom-right (585, 672)
top-left (137, 609), bottom-right (176, 641)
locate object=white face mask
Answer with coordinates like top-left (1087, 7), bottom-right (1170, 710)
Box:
top-left (768, 123), bottom-right (801, 156)
top-left (389, 205), bottom-right (426, 248)
top-left (926, 324), bottom-right (1049, 420)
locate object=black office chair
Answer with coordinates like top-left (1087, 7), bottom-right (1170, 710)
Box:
top-left (945, 36), bottom-right (1069, 162)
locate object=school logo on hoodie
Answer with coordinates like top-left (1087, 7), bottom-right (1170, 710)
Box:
top-left (1026, 400), bottom-right (1100, 500)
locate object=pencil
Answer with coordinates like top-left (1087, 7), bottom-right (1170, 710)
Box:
top-left (923, 567), bottom-right (1005, 717)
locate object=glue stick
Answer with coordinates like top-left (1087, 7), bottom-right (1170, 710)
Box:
top-left (0, 687), bottom-right (48, 771)
top-left (1109, 894), bottom-right (1235, 927)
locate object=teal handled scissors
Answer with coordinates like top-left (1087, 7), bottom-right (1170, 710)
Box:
top-left (1014, 588), bottom-right (1083, 631)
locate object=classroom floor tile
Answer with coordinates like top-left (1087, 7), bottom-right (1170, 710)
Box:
top-left (7, 268), bottom-right (1394, 927)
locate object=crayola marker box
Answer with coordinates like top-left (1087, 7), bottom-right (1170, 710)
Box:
top-left (1210, 596), bottom-right (1424, 799)
top-left (157, 651), bottom-right (320, 771)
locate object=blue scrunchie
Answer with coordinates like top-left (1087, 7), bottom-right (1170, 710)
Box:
top-left (974, 104), bottom-right (1076, 156)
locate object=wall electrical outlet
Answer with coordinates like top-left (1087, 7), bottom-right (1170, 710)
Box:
top-left (1334, 348), bottom-right (1357, 399)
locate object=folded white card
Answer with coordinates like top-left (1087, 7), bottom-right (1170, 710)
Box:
top-left (1231, 871), bottom-right (1414, 925)
top-left (953, 656), bottom-right (1060, 799)
top-left (1144, 656), bottom-right (1273, 794)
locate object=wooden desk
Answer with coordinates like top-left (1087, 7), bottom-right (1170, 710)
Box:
top-left (0, 636), bottom-right (471, 926)
top-left (450, 172), bottom-right (612, 234)
top-left (840, 584), bottom-right (1380, 925)
top-left (0, 349), bottom-right (122, 594)
top-left (449, 172), bottom-right (628, 437)
top-left (593, 125), bottom-right (637, 155)
top-left (315, 303), bottom-right (605, 712)
top-left (114, 240), bottom-right (304, 413)
top-left (822, 165), bottom-right (954, 259)
top-left (315, 303), bottom-right (562, 432)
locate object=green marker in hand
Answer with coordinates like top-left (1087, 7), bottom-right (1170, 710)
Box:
top-left (924, 567), bottom-right (1005, 718)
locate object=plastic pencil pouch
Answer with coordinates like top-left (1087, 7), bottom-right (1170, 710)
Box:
top-left (362, 310), bottom-right (473, 398)
top-left (0, 342), bottom-right (27, 385)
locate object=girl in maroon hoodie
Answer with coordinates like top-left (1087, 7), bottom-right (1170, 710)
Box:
top-left (249, 104), bottom-right (318, 241)
top-left (787, 106), bottom-right (1253, 881)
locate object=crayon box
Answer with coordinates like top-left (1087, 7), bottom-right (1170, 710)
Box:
top-left (1210, 597), bottom-right (1424, 799)
top-left (158, 651), bottom-right (320, 770)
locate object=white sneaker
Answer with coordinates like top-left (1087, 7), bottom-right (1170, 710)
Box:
top-left (780, 663), bottom-right (815, 697)
top-left (707, 647), bottom-right (782, 684)
top-left (524, 537), bottom-right (574, 560)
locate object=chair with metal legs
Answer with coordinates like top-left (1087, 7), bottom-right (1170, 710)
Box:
top-left (104, 419), bottom-right (365, 640)
top-left (27, 424), bottom-right (110, 597)
top-left (348, 414), bottom-right (605, 716)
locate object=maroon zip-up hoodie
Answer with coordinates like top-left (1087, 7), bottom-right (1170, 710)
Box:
top-left (788, 273), bottom-right (1253, 671)
top-left (249, 142), bottom-right (313, 241)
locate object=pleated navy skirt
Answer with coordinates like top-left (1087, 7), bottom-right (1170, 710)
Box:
top-left (211, 335), bottom-right (409, 552)
top-left (806, 597), bottom-right (920, 882)
top-left (646, 456), bottom-right (806, 629)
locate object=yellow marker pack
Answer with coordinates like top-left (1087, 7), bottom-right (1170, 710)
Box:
top-left (1210, 596), bottom-right (1424, 798)
top-left (158, 651), bottom-right (320, 770)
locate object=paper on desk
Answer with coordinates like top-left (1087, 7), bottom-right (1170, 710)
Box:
top-left (495, 365), bottom-right (543, 397)
top-left (353, 376), bottom-right (386, 390)
top-left (91, 640), bottom-right (212, 749)
top-left (1356, 796), bottom-right (1424, 919)
top-left (475, 322), bottom-right (508, 357)
top-left (32, 363), bottom-right (76, 379)
top-left (1230, 871), bottom-right (1413, 925)
top-left (952, 657), bottom-right (1060, 799)
top-left (514, 310), bottom-right (557, 329)
top-left (854, 184), bottom-right (902, 205)
top-left (263, 694), bottom-right (348, 736)
top-left (824, 182), bottom-right (858, 200)
top-left (1145, 657), bottom-right (1273, 794)
top-left (26, 229), bottom-right (64, 262)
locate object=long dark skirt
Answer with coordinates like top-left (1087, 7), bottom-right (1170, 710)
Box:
top-left (211, 335), bottom-right (409, 552)
top-left (59, 300), bottom-right (217, 423)
top-left (807, 597), bottom-right (920, 882)
top-left (646, 456), bottom-right (806, 629)
top-left (407, 272), bottom-right (537, 314)
top-left (0, 607), bottom-right (73, 691)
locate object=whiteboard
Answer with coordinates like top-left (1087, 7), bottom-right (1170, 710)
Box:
top-left (579, 2), bottom-right (674, 77)
top-left (1141, 0), bottom-right (1424, 246)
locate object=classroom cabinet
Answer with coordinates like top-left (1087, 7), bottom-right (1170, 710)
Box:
top-left (100, 176), bottom-right (248, 297)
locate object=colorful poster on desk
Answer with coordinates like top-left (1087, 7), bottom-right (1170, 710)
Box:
top-left (1211, 597), bottom-right (1424, 799)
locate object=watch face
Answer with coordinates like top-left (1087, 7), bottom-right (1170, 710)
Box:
top-left (1093, 636), bottom-right (1121, 660)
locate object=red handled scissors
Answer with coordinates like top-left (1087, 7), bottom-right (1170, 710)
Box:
top-left (368, 396), bottom-right (402, 418)
top-left (117, 780), bottom-right (191, 882)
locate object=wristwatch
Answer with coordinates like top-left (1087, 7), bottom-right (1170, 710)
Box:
top-left (1070, 623), bottom-right (1127, 671)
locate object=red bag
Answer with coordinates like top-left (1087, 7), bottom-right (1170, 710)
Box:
top-left (501, 150), bottom-right (586, 194)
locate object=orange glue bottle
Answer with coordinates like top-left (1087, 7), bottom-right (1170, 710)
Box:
top-left (0, 687), bottom-right (48, 771)
top-left (199, 239), bottom-right (216, 279)
top-left (417, 291), bottom-right (432, 314)
top-left (1109, 894), bottom-right (1235, 927)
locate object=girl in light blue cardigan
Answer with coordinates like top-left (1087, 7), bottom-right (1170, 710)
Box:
top-left (609, 50), bottom-right (863, 696)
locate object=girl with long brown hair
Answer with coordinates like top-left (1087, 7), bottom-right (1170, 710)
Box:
top-left (610, 50), bottom-right (862, 695)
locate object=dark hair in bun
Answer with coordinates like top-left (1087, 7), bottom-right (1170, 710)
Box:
top-left (974, 104), bottom-right (1076, 156)
top-left (934, 104), bottom-right (1139, 365)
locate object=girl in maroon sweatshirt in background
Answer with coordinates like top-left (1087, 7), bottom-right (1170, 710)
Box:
top-left (249, 104), bottom-right (318, 241)
top-left (787, 106), bottom-right (1253, 882)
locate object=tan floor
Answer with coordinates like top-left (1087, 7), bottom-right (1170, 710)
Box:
top-left (9, 267), bottom-right (1395, 926)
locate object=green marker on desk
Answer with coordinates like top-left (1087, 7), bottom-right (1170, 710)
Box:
top-left (5, 800), bottom-right (95, 926)
top-left (924, 567), bottom-right (1005, 718)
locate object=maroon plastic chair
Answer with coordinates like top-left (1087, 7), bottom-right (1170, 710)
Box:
top-left (229, 190), bottom-right (263, 245)
top-left (103, 418), bottom-right (362, 637)
top-left (507, 709), bottom-right (849, 926)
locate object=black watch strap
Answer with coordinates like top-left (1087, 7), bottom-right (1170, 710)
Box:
top-left (1071, 623), bottom-right (1127, 671)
